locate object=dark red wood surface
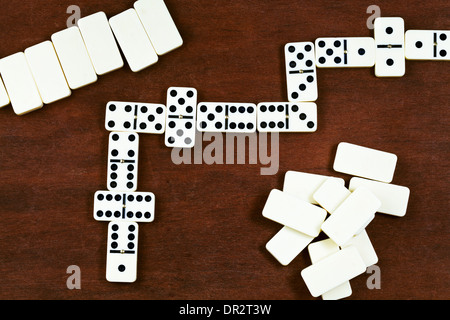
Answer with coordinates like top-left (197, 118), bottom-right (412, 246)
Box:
top-left (0, 0), bottom-right (448, 300)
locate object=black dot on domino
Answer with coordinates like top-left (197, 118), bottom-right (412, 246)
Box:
top-left (318, 57), bottom-right (326, 64)
top-left (415, 41), bottom-right (423, 49)
top-left (200, 121), bottom-right (207, 129)
top-left (288, 45), bottom-right (295, 53)
top-left (318, 41), bottom-right (325, 48)
top-left (307, 121), bottom-right (315, 129)
top-left (386, 58), bottom-right (394, 66)
top-left (386, 27), bottom-right (393, 34)
top-left (358, 48), bottom-right (366, 55)
top-left (118, 265), bottom-right (126, 272)
top-left (170, 90), bottom-right (177, 97)
top-left (440, 50), bottom-right (447, 57)
top-left (125, 105), bottom-right (132, 112)
top-left (109, 104), bottom-right (116, 112)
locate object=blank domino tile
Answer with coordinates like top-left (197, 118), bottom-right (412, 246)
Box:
top-left (51, 26), bottom-right (98, 90)
top-left (25, 41), bottom-right (71, 104)
top-left (0, 76), bottom-right (9, 108)
top-left (283, 171), bottom-right (345, 204)
top-left (321, 187), bottom-right (381, 246)
top-left (109, 9), bottom-right (158, 72)
top-left (307, 239), bottom-right (352, 300)
top-left (262, 189), bottom-right (327, 237)
top-left (342, 230), bottom-right (378, 267)
top-left (78, 11), bottom-right (124, 75)
top-left (134, 0), bottom-right (183, 55)
top-left (313, 178), bottom-right (351, 214)
top-left (301, 246), bottom-right (366, 298)
top-left (405, 30), bottom-right (449, 60)
top-left (349, 177), bottom-right (410, 217)
top-left (333, 142), bottom-right (398, 183)
top-left (0, 52), bottom-right (43, 115)
top-left (266, 226), bottom-right (314, 266)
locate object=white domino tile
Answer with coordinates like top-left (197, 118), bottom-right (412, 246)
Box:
top-left (321, 187), bottom-right (381, 246)
top-left (134, 0), bottom-right (183, 55)
top-left (283, 171), bottom-right (345, 204)
top-left (257, 102), bottom-right (317, 133)
top-left (405, 30), bottom-right (450, 61)
top-left (349, 177), bottom-right (410, 217)
top-left (307, 239), bottom-right (352, 300)
top-left (333, 142), bottom-right (398, 183)
top-left (315, 37), bottom-right (376, 68)
top-left (0, 52), bottom-right (43, 115)
top-left (374, 17), bottom-right (405, 77)
top-left (106, 221), bottom-right (139, 283)
top-left (262, 189), bottom-right (327, 237)
top-left (109, 9), bottom-right (158, 72)
top-left (285, 41), bottom-right (318, 102)
top-left (197, 102), bottom-right (257, 133)
top-left (342, 229), bottom-right (378, 267)
top-left (105, 101), bottom-right (166, 134)
top-left (266, 226), bottom-right (314, 266)
top-left (78, 11), bottom-right (124, 75)
top-left (313, 178), bottom-right (351, 214)
top-left (301, 246), bottom-right (366, 298)
top-left (51, 26), bottom-right (98, 90)
top-left (0, 76), bottom-right (9, 108)
top-left (25, 41), bottom-right (71, 104)
top-left (94, 190), bottom-right (155, 223)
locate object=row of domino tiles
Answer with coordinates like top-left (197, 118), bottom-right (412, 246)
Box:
top-left (0, 0), bottom-right (183, 116)
top-left (263, 142), bottom-right (411, 299)
top-left (93, 130), bottom-right (156, 282)
top-left (285, 17), bottom-right (449, 103)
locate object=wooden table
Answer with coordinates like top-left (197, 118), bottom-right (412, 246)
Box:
top-left (0, 0), bottom-right (448, 301)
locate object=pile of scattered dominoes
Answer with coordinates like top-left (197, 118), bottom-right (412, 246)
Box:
top-left (0, 0), bottom-right (183, 116)
top-left (263, 142), bottom-right (411, 299)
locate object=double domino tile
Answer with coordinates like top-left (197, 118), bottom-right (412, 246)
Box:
top-left (262, 142), bottom-right (411, 299)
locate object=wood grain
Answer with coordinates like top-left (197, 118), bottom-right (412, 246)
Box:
top-left (0, 0), bottom-right (448, 300)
